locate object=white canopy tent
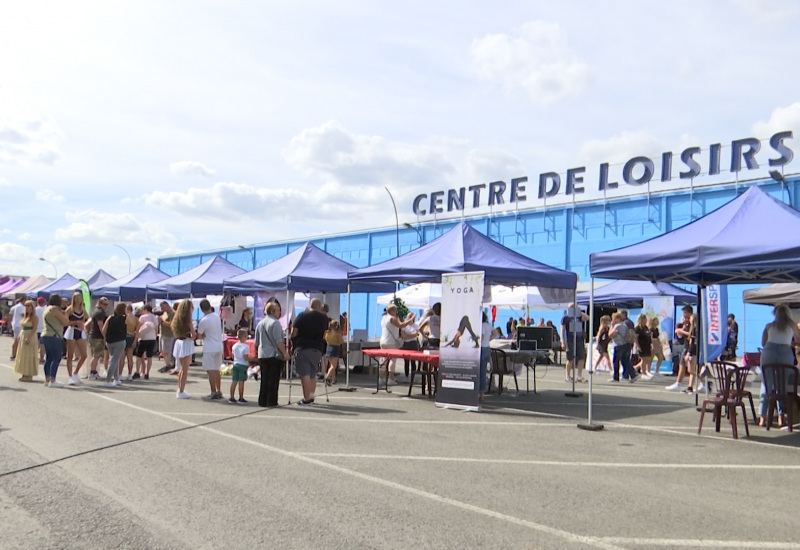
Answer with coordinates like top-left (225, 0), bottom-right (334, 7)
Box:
top-left (376, 283), bottom-right (571, 311)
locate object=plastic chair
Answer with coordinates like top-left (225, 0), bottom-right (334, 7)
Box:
top-left (761, 364), bottom-right (800, 432)
top-left (489, 348), bottom-right (518, 395)
top-left (698, 362), bottom-right (751, 439)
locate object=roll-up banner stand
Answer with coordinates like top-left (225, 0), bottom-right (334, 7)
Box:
top-left (436, 271), bottom-right (484, 411)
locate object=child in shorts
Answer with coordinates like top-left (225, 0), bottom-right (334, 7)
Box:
top-left (229, 329), bottom-right (251, 404)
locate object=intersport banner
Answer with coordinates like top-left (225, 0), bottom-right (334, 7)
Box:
top-left (701, 285), bottom-right (727, 364)
top-left (436, 271), bottom-right (484, 411)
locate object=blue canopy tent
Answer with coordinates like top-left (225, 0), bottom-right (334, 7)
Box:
top-left (348, 222), bottom-right (577, 290)
top-left (146, 256), bottom-right (245, 299)
top-left (31, 273), bottom-right (79, 298)
top-left (223, 242), bottom-right (393, 294)
top-left (576, 280), bottom-right (696, 309)
top-left (95, 264), bottom-right (170, 300)
top-left (63, 269), bottom-right (117, 293)
top-left (583, 185), bottom-right (800, 430)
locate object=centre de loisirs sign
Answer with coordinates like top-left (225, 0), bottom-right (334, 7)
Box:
top-left (411, 130), bottom-right (794, 216)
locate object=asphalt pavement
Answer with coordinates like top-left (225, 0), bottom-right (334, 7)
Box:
top-left (0, 336), bottom-right (798, 550)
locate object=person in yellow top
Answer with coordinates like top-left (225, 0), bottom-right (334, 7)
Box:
top-left (323, 319), bottom-right (343, 385)
top-left (40, 294), bottom-right (73, 387)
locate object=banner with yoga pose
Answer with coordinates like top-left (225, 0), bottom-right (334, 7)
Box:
top-left (436, 271), bottom-right (484, 411)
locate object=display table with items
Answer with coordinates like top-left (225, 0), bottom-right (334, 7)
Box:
top-left (223, 337), bottom-right (256, 360)
top-left (361, 348), bottom-right (440, 396)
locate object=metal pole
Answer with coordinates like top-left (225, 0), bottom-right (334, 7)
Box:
top-left (565, 287), bottom-right (581, 397)
top-left (113, 244), bottom-right (131, 274)
top-left (340, 284), bottom-right (356, 392)
top-left (578, 277), bottom-right (603, 431)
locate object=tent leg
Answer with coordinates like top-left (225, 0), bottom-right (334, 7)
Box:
top-left (340, 284), bottom-right (356, 392)
top-left (579, 277), bottom-right (604, 431)
top-left (565, 287), bottom-right (582, 398)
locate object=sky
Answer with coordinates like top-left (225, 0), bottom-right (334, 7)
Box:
top-left (2, 0), bottom-right (800, 279)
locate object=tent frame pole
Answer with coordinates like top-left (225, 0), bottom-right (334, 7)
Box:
top-left (286, 281), bottom-right (292, 405)
top-left (578, 277), bottom-right (603, 431)
top-left (340, 284), bottom-right (356, 392)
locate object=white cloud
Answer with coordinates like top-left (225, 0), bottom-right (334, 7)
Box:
top-left (17, 232), bottom-right (32, 241)
top-left (0, 177), bottom-right (10, 187)
top-left (0, 114), bottom-right (62, 166)
top-left (282, 121), bottom-right (455, 186)
top-left (466, 149), bottom-right (525, 184)
top-left (578, 131), bottom-right (667, 166)
top-left (169, 161), bottom-right (216, 178)
top-left (53, 209), bottom-right (178, 248)
top-left (35, 189), bottom-right (65, 203)
top-left (734, 0), bottom-right (799, 23)
top-left (469, 21), bottom-right (589, 105)
top-left (752, 103), bottom-right (800, 139)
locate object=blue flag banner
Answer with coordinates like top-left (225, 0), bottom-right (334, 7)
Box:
top-left (701, 285), bottom-right (727, 364)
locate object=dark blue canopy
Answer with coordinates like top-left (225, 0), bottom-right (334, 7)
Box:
top-left (348, 222), bottom-right (577, 289)
top-left (223, 242), bottom-right (393, 293)
top-left (576, 280), bottom-right (696, 308)
top-left (31, 273), bottom-right (79, 298)
top-left (95, 264), bottom-right (170, 300)
top-left (147, 256), bottom-right (245, 298)
top-left (590, 186), bottom-right (800, 285)
top-left (64, 269), bottom-right (116, 293)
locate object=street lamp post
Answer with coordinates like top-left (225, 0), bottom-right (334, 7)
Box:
top-left (238, 245), bottom-right (257, 270)
top-left (770, 169), bottom-right (791, 205)
top-left (113, 244), bottom-right (131, 274)
top-left (403, 222), bottom-right (423, 247)
top-left (385, 187), bottom-right (400, 258)
top-left (38, 257), bottom-right (57, 278)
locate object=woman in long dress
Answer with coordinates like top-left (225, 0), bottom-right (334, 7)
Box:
top-left (14, 300), bottom-right (39, 381)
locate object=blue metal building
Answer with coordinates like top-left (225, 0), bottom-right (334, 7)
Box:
top-left (157, 176), bottom-right (798, 354)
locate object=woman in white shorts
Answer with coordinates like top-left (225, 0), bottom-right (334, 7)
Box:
top-left (171, 300), bottom-right (196, 399)
top-left (64, 292), bottom-right (88, 385)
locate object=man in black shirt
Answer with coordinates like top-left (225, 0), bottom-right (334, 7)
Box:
top-left (291, 298), bottom-right (329, 405)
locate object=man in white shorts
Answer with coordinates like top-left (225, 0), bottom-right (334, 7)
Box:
top-left (197, 299), bottom-right (223, 400)
top-left (9, 298), bottom-right (25, 360)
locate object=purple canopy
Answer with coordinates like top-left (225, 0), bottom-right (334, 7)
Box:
top-left (348, 222), bottom-right (577, 289)
top-left (223, 243), bottom-right (393, 293)
top-left (64, 269), bottom-right (117, 292)
top-left (146, 256), bottom-right (245, 298)
top-left (0, 278), bottom-right (25, 295)
top-left (32, 273), bottom-right (79, 298)
top-left (95, 264), bottom-right (170, 300)
top-left (576, 280), bottom-right (696, 308)
top-left (591, 186), bottom-right (800, 285)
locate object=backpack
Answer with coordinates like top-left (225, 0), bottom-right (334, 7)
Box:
top-left (625, 324), bottom-right (636, 345)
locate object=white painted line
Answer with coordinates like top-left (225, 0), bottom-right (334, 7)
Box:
top-left (598, 536), bottom-right (800, 548)
top-left (86, 392), bottom-right (625, 550)
top-left (293, 452), bottom-right (800, 470)
top-left (238, 415), bottom-right (576, 426)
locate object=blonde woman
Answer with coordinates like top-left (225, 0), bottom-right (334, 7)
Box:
top-left (14, 300), bottom-right (38, 381)
top-left (40, 294), bottom-right (71, 387)
top-left (64, 292), bottom-right (88, 384)
top-left (123, 304), bottom-right (138, 380)
top-left (648, 317), bottom-right (665, 376)
top-left (757, 304), bottom-right (800, 427)
top-left (634, 314), bottom-right (653, 379)
top-left (171, 300), bottom-right (196, 399)
top-left (594, 315), bottom-right (611, 372)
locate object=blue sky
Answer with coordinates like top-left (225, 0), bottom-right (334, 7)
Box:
top-left (1, 0), bottom-right (799, 278)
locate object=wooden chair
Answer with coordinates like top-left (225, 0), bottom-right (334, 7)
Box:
top-left (698, 362), bottom-right (751, 439)
top-left (407, 361), bottom-right (436, 398)
top-left (489, 348), bottom-right (518, 395)
top-left (761, 364), bottom-right (800, 432)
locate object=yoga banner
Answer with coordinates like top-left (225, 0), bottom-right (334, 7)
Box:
top-left (436, 271), bottom-right (484, 411)
top-left (642, 295), bottom-right (674, 373)
top-left (701, 284), bottom-right (727, 364)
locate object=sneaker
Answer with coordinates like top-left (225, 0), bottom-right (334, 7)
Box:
top-left (202, 393), bottom-right (216, 400)
top-left (72, 373), bottom-right (82, 384)
top-left (176, 391), bottom-right (192, 399)
top-left (386, 379), bottom-right (398, 386)
top-left (132, 373), bottom-right (141, 380)
top-left (104, 381), bottom-right (116, 388)
top-left (127, 375), bottom-right (134, 381)
top-left (228, 397), bottom-right (237, 404)
top-left (682, 387), bottom-right (694, 394)
top-left (629, 374), bottom-right (639, 383)
top-left (116, 379), bottom-right (123, 386)
top-left (158, 365), bottom-right (170, 373)
top-left (49, 381), bottom-right (64, 388)
top-left (91, 372), bottom-right (100, 381)
top-left (238, 398), bottom-right (248, 404)
top-left (212, 392), bottom-right (223, 400)
top-left (696, 383), bottom-right (706, 393)
top-left (43, 381), bottom-right (50, 387)
top-left (665, 382), bottom-right (681, 392)
top-left (643, 373), bottom-right (654, 380)
top-left (297, 399), bottom-right (313, 406)
top-left (68, 376), bottom-right (76, 386)
top-left (143, 374), bottom-right (149, 380)
top-left (607, 377), bottom-right (619, 383)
